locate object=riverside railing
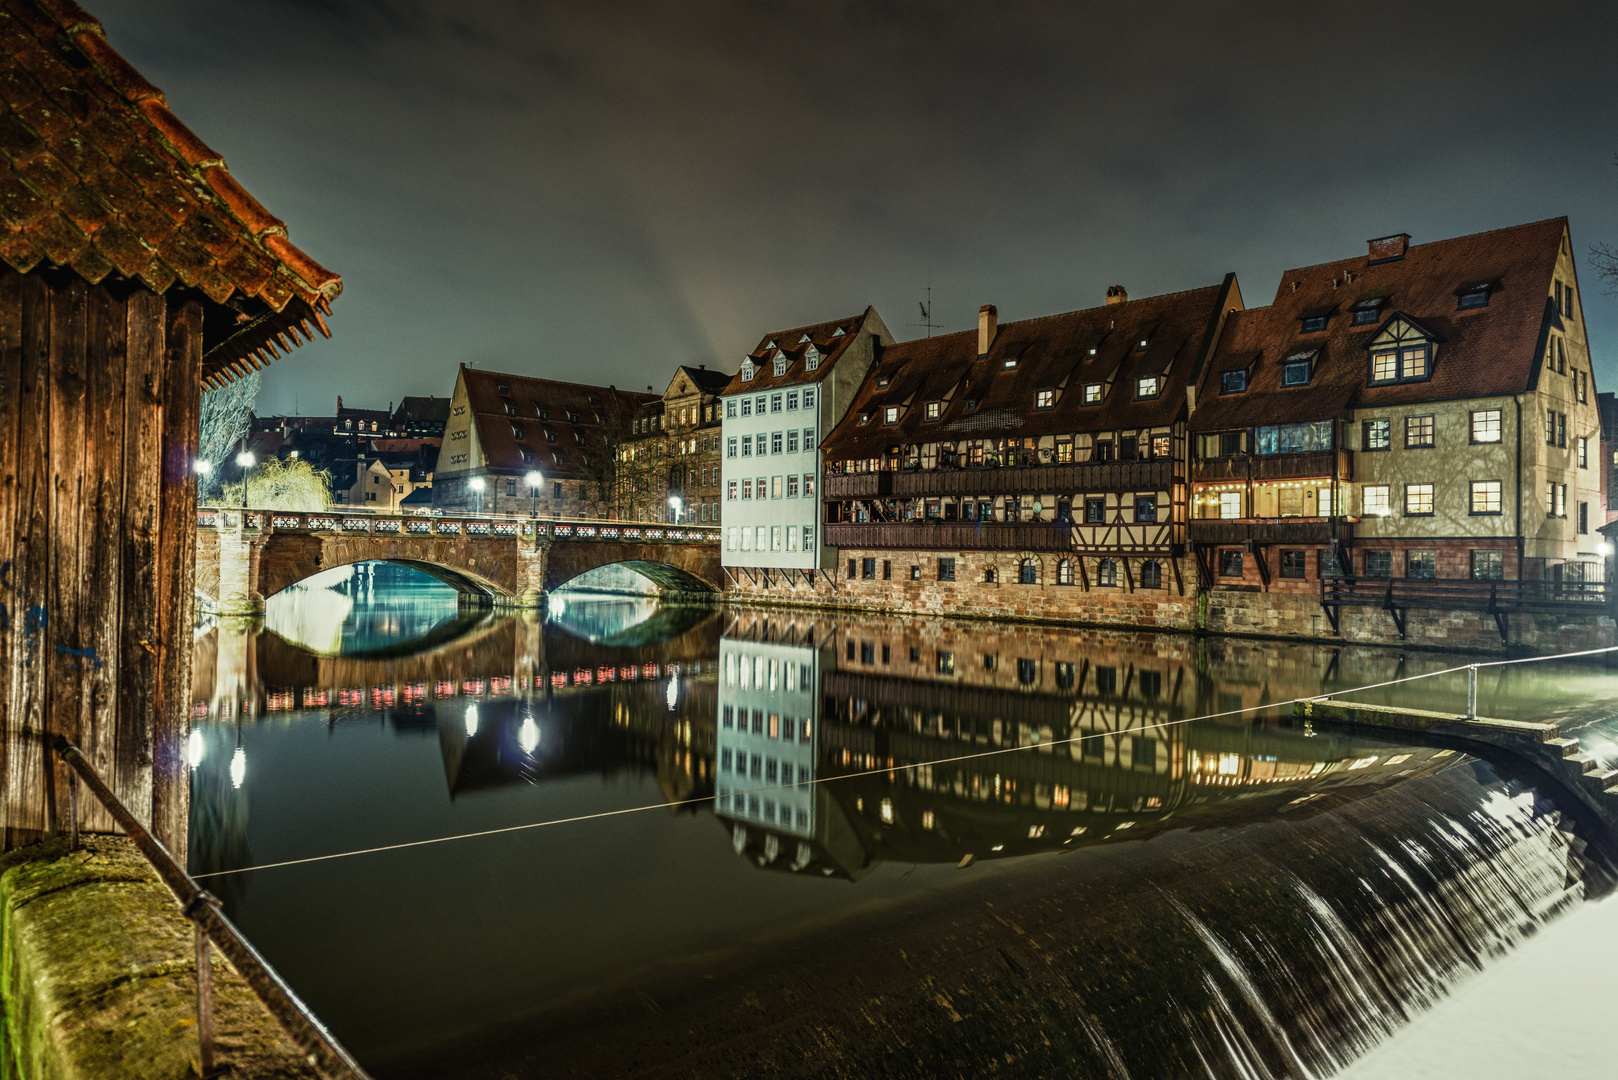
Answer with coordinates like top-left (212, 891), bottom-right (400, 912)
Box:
top-left (52, 739), bottom-right (373, 1080)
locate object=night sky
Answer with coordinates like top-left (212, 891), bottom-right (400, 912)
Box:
top-left (96, 1), bottom-right (1618, 416)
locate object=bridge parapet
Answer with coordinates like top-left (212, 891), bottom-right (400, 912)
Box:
top-left (197, 509), bottom-right (721, 546)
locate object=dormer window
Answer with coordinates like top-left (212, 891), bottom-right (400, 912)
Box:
top-left (565, 409), bottom-right (579, 423)
top-left (1301, 315), bottom-right (1327, 333)
top-left (1281, 348), bottom-right (1317, 387)
top-left (510, 423), bottom-right (525, 440)
top-left (1220, 369), bottom-right (1248, 394)
top-left (1087, 347), bottom-right (1098, 356)
top-left (574, 430), bottom-right (586, 444)
top-left (1367, 316), bottom-right (1436, 385)
top-left (804, 345), bottom-right (821, 371)
top-left (587, 394), bottom-right (601, 406)
top-left (1457, 283), bottom-right (1491, 310)
top-left (883, 406), bottom-right (900, 425)
top-left (740, 359), bottom-right (756, 382)
top-left (1136, 376), bottom-right (1161, 399)
top-left (1083, 383), bottom-right (1103, 405)
top-left (877, 376), bottom-right (890, 388)
top-left (1002, 359), bottom-right (1017, 369)
top-left (774, 357), bottom-right (787, 376)
top-left (553, 451), bottom-right (566, 467)
top-left (1035, 389), bottom-right (1055, 410)
top-left (925, 401), bottom-right (942, 421)
top-left (543, 427), bottom-right (557, 443)
top-left (1352, 298), bottom-right (1384, 325)
top-left (798, 334), bottom-right (811, 343)
top-left (1136, 339), bottom-right (1149, 351)
top-left (537, 406), bottom-right (549, 420)
top-left (504, 402), bottom-right (517, 416)
top-left (832, 327), bottom-right (845, 336)
top-left (765, 339), bottom-right (777, 349)
top-left (964, 399), bottom-right (978, 414)
top-left (858, 413), bottom-right (871, 426)
top-left (496, 381), bottom-right (511, 395)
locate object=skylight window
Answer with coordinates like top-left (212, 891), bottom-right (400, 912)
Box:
top-left (1352, 299), bottom-right (1384, 325)
top-left (1301, 315), bottom-right (1327, 333)
top-left (1136, 338), bottom-right (1149, 351)
top-left (1002, 359), bottom-right (1017, 369)
top-left (858, 412), bottom-right (871, 425)
top-left (877, 376), bottom-right (890, 388)
top-left (1458, 284), bottom-right (1491, 310)
top-left (1087, 347), bottom-right (1098, 356)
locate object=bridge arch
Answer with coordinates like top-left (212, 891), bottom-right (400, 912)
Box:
top-left (550, 559), bottom-right (719, 596)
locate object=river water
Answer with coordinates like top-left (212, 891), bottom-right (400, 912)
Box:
top-left (187, 564), bottom-right (1618, 1079)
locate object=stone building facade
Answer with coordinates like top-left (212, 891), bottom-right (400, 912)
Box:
top-left (615, 365), bottom-right (730, 523)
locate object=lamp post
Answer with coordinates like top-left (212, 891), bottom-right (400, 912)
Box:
top-left (234, 450), bottom-right (255, 510)
top-left (526, 470), bottom-right (544, 518)
top-left (668, 495), bottom-right (682, 524)
top-left (469, 475), bottom-right (485, 516)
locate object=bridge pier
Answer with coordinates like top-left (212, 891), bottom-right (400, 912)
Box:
top-left (512, 534), bottom-right (552, 610)
top-left (215, 527), bottom-right (266, 617)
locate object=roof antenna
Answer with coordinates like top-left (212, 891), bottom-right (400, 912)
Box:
top-left (908, 276), bottom-right (940, 337)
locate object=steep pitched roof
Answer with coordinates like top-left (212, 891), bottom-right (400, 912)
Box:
top-left (1192, 218), bottom-right (1570, 431)
top-left (460, 365), bottom-right (656, 478)
top-left (674, 365), bottom-right (731, 395)
top-left (823, 282), bottom-right (1235, 462)
top-left (721, 310), bottom-right (872, 395)
top-left (392, 396), bottom-right (449, 426)
top-left (0, 0), bottom-right (341, 385)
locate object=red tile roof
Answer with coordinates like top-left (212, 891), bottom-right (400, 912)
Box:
top-left (822, 281), bottom-right (1236, 462)
top-left (0, 0), bottom-right (341, 386)
top-left (720, 310), bottom-right (874, 395)
top-left (460, 366), bottom-right (656, 479)
top-left (1192, 218), bottom-right (1569, 431)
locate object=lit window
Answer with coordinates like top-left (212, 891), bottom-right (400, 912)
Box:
top-left (1404, 483), bottom-right (1434, 516)
top-left (1471, 409), bottom-right (1502, 443)
top-left (1363, 418), bottom-right (1390, 451)
top-left (1035, 389), bottom-right (1055, 409)
top-left (883, 406), bottom-right (899, 424)
top-left (1083, 383), bottom-right (1102, 404)
top-left (1136, 376), bottom-right (1160, 399)
top-left (1579, 436), bottom-right (1589, 468)
top-left (925, 401), bottom-right (941, 420)
top-left (1002, 359), bottom-right (1017, 369)
top-left (1364, 485), bottom-right (1391, 515)
top-left (1371, 350), bottom-right (1398, 382)
top-left (858, 413), bottom-right (870, 425)
top-left (1470, 480), bottom-right (1502, 514)
top-left (1405, 414), bottom-right (1435, 448)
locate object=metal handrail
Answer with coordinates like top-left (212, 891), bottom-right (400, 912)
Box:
top-left (52, 739), bottom-right (373, 1080)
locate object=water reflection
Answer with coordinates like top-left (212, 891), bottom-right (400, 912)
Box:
top-left (264, 562), bottom-right (464, 656)
top-left (187, 596), bottom-right (1618, 1078)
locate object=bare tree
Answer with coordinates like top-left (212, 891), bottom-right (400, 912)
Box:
top-left (197, 370), bottom-right (261, 498)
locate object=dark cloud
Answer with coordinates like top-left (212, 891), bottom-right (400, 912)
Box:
top-left (93, 0), bottom-right (1618, 412)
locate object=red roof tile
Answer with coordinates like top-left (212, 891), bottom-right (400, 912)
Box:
top-left (719, 310), bottom-right (875, 395)
top-left (0, 0), bottom-right (341, 385)
top-left (1191, 218), bottom-right (1569, 432)
top-left (460, 366), bottom-right (657, 479)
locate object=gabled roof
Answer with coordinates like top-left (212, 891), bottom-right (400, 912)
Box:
top-left (392, 396), bottom-right (450, 425)
top-left (822, 282), bottom-right (1235, 462)
top-left (459, 365), bottom-right (656, 478)
top-left (673, 365), bottom-right (731, 395)
top-left (0, 0), bottom-right (341, 385)
top-left (721, 309), bottom-right (873, 395)
top-left (1191, 218), bottom-right (1572, 431)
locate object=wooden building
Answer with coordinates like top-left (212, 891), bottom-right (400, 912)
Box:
top-left (0, 0), bottom-right (340, 851)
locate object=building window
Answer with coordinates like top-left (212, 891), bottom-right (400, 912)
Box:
top-left (984, 566), bottom-right (997, 583)
top-left (1471, 550), bottom-right (1504, 580)
top-left (727, 480), bottom-right (737, 500)
top-left (936, 650), bottom-right (955, 675)
top-left (910, 565), bottom-right (920, 580)
top-left (846, 558), bottom-right (856, 579)
top-left (786, 474), bottom-right (799, 498)
top-left (1218, 491), bottom-right (1242, 518)
top-left (1365, 551), bottom-right (1392, 578)
top-left (803, 525), bottom-right (814, 550)
top-left (1579, 435), bottom-right (1589, 468)
top-left (771, 476), bottom-right (783, 498)
top-left (883, 406), bottom-right (899, 425)
top-left (1140, 560), bottom-right (1162, 589)
top-left (1084, 497), bottom-right (1105, 523)
top-left (925, 401), bottom-right (941, 420)
top-left (1035, 389), bottom-right (1055, 409)
top-left (741, 479), bottom-right (752, 499)
top-left (1471, 409), bottom-right (1502, 444)
top-left (1135, 496), bottom-right (1157, 523)
top-left (771, 431), bottom-right (783, 454)
top-left (1557, 412), bottom-right (1567, 448)
top-left (1281, 360), bottom-right (1311, 387)
top-left (1018, 659), bottom-right (1038, 686)
top-left (1369, 344), bottom-right (1431, 385)
top-left (1218, 550), bottom-right (1243, 578)
top-left (1578, 501), bottom-right (1589, 533)
top-left (740, 435), bottom-right (751, 457)
top-left (1405, 414), bottom-right (1435, 448)
top-left (1220, 369), bottom-right (1248, 394)
top-left (1407, 550), bottom-right (1436, 579)
top-left (1280, 550), bottom-right (1307, 578)
top-left (1352, 299), bottom-right (1383, 324)
top-left (1404, 483), bottom-right (1434, 516)
top-left (1256, 421), bottom-right (1331, 454)
top-left (1470, 480), bottom-right (1502, 515)
top-left (1301, 315), bottom-right (1327, 333)
top-left (1363, 418), bottom-right (1391, 451)
top-left (1548, 481), bottom-right (1567, 518)
top-left (1057, 558), bottom-right (1073, 585)
top-left (1136, 376), bottom-right (1160, 399)
top-left (1020, 558), bottom-right (1038, 585)
top-left (726, 400), bottom-right (737, 418)
top-left (1083, 383), bottom-right (1102, 405)
top-left (803, 473), bottom-right (815, 497)
top-left (1097, 559), bottom-right (1118, 586)
top-left (1457, 284), bottom-right (1491, 309)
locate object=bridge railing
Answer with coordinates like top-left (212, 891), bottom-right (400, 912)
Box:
top-left (196, 508), bottom-right (721, 544)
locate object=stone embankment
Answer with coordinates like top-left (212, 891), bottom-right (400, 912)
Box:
top-left (0, 837), bottom-right (317, 1079)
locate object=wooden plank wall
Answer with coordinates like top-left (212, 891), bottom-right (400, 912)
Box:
top-left (0, 267), bottom-right (200, 856)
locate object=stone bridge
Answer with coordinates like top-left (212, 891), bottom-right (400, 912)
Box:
top-left (195, 509), bottom-right (723, 615)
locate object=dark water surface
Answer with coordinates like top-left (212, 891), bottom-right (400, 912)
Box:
top-left (187, 564), bottom-right (1618, 1078)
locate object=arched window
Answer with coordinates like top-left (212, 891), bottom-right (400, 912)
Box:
top-left (1140, 560), bottom-right (1163, 589)
top-left (1097, 558), bottom-right (1118, 587)
top-left (985, 566), bottom-right (997, 584)
top-left (1020, 558), bottom-right (1038, 584)
top-left (1057, 558), bottom-right (1073, 585)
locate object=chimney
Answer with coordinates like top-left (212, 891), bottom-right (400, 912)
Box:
top-left (978, 304), bottom-right (998, 357)
top-left (1105, 285), bottom-right (1128, 305)
top-left (1367, 233), bottom-right (1410, 263)
top-left (699, 364), bottom-right (706, 370)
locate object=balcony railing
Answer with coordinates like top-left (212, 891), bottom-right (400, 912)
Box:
top-left (1323, 575), bottom-right (1611, 614)
top-left (823, 459), bottom-right (1176, 500)
top-left (1191, 450), bottom-right (1352, 484)
top-left (1188, 517), bottom-right (1350, 545)
top-left (824, 521), bottom-right (1079, 552)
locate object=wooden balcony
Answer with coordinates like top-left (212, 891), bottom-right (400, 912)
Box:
top-left (823, 459), bottom-right (1176, 500)
top-left (1188, 517), bottom-right (1350, 546)
top-left (1191, 450), bottom-right (1351, 484)
top-left (824, 521), bottom-right (1078, 552)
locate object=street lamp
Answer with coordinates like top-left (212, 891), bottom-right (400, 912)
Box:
top-left (235, 450), bottom-right (255, 509)
top-left (668, 495), bottom-right (682, 524)
top-left (526, 470), bottom-right (544, 517)
top-left (469, 475), bottom-right (486, 515)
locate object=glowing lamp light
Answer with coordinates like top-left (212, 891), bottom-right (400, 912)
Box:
top-left (525, 470), bottom-right (544, 489)
top-left (464, 703), bottom-right (479, 738)
top-left (666, 675), bottom-right (679, 712)
top-left (235, 450), bottom-right (255, 469)
top-left (548, 594), bottom-right (567, 617)
top-left (185, 729), bottom-right (205, 768)
top-left (469, 477), bottom-right (486, 492)
top-left (193, 460), bottom-right (213, 476)
top-left (518, 715), bottom-right (541, 755)
top-left (229, 746), bottom-right (246, 790)
top-left (1600, 541), bottom-right (1614, 556)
